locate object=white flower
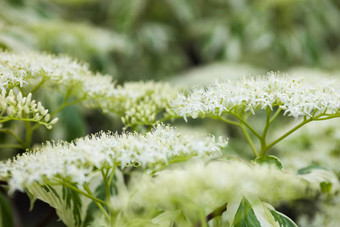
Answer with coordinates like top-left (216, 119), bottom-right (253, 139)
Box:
top-left (170, 73), bottom-right (340, 120)
top-left (0, 124), bottom-right (227, 193)
top-left (0, 51), bottom-right (115, 100)
top-left (0, 52), bottom-right (179, 126)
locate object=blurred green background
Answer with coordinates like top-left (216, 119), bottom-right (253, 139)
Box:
top-left (1, 0), bottom-right (339, 82)
top-left (0, 0), bottom-right (339, 226)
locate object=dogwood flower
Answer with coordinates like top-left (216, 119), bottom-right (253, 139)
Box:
top-left (0, 51), bottom-right (115, 99)
top-left (0, 52), bottom-right (178, 126)
top-left (0, 124), bottom-right (227, 193)
top-left (170, 73), bottom-right (340, 121)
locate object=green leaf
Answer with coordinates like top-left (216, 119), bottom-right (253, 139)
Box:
top-left (233, 198), bottom-right (261, 227)
top-left (27, 182), bottom-right (86, 227)
top-left (151, 210), bottom-right (181, 225)
top-left (26, 189), bottom-right (37, 211)
top-left (62, 185), bottom-right (83, 227)
top-left (270, 209), bottom-right (298, 227)
top-left (0, 193), bottom-right (14, 227)
top-left (297, 165), bottom-right (326, 175)
top-left (297, 165), bottom-right (339, 195)
top-left (254, 155), bottom-right (283, 170)
top-left (42, 185), bottom-right (61, 202)
top-left (83, 181), bottom-right (106, 226)
top-left (320, 181), bottom-right (332, 194)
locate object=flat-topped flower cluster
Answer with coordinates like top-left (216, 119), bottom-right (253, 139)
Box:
top-left (0, 124), bottom-right (227, 193)
top-left (170, 73), bottom-right (340, 120)
top-left (0, 51), bottom-right (178, 126)
top-left (0, 51), bottom-right (114, 98)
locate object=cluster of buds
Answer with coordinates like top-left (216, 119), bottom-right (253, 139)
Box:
top-left (101, 81), bottom-right (178, 126)
top-left (0, 89), bottom-right (58, 128)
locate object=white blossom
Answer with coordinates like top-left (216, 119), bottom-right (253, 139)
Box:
top-left (0, 125), bottom-right (227, 193)
top-left (0, 52), bottom-right (178, 126)
top-left (170, 73), bottom-right (340, 120)
top-left (0, 51), bottom-right (115, 100)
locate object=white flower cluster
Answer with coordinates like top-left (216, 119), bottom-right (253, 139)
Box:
top-left (0, 89), bottom-right (58, 128)
top-left (170, 73), bottom-right (340, 120)
top-left (130, 160), bottom-right (331, 213)
top-left (0, 125), bottom-right (227, 193)
top-left (0, 51), bottom-right (115, 99)
top-left (98, 81), bottom-right (179, 126)
top-left (0, 52), bottom-right (178, 126)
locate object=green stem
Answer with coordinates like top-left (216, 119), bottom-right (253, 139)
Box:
top-left (240, 124), bottom-right (258, 157)
top-left (259, 108), bottom-right (271, 156)
top-left (101, 168), bottom-right (110, 200)
top-left (104, 167), bottom-right (117, 226)
top-left (269, 107), bottom-right (282, 124)
top-left (107, 166), bottom-right (116, 192)
top-left (24, 121), bottom-right (33, 148)
top-left (263, 118), bottom-right (313, 155)
top-left (0, 144), bottom-right (24, 149)
top-left (83, 183), bottom-right (111, 222)
top-left (0, 128), bottom-right (25, 146)
top-left (229, 112), bottom-right (261, 139)
top-left (0, 118), bottom-right (50, 126)
top-left (312, 115), bottom-right (340, 121)
top-left (209, 115), bottom-right (240, 126)
top-left (50, 96), bottom-right (86, 118)
top-left (156, 114), bottom-right (175, 124)
top-left (60, 181), bottom-right (106, 206)
top-left (29, 78), bottom-right (46, 94)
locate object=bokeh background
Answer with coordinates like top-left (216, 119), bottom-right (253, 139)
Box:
top-left (0, 0), bottom-right (339, 226)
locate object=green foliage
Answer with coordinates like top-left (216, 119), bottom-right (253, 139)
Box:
top-left (233, 198), bottom-right (261, 227)
top-left (254, 155), bottom-right (283, 170)
top-left (270, 209), bottom-right (298, 227)
top-left (62, 184), bottom-right (83, 227)
top-left (0, 193), bottom-right (13, 227)
top-left (26, 183), bottom-right (86, 227)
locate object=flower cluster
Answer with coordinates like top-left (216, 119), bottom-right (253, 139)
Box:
top-left (0, 51), bottom-right (115, 99)
top-left (0, 89), bottom-right (58, 128)
top-left (0, 52), bottom-right (179, 126)
top-left (98, 81), bottom-right (179, 126)
top-left (170, 73), bottom-right (340, 120)
top-left (0, 125), bottom-right (227, 193)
